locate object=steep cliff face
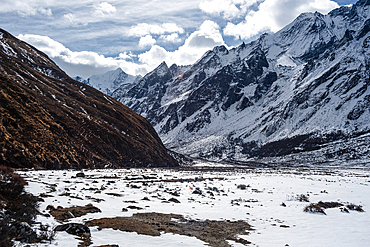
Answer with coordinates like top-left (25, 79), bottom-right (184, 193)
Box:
top-left (0, 29), bottom-right (177, 169)
top-left (113, 0), bottom-right (370, 163)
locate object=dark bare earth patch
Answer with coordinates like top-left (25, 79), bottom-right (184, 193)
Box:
top-left (48, 204), bottom-right (101, 221)
top-left (86, 212), bottom-right (252, 247)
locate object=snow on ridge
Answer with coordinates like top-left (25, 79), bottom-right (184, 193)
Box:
top-left (113, 2), bottom-right (370, 162)
top-left (82, 67), bottom-right (139, 96)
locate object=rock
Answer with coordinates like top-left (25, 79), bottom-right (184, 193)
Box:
top-left (127, 206), bottom-right (143, 210)
top-left (55, 223), bottom-right (91, 236)
top-left (168, 198), bottom-right (181, 203)
top-left (122, 208), bottom-right (128, 212)
top-left (170, 191), bottom-right (180, 197)
top-left (237, 184), bottom-right (247, 190)
top-left (192, 188), bottom-right (202, 195)
top-left (341, 207), bottom-right (349, 213)
top-left (76, 172), bottom-right (86, 178)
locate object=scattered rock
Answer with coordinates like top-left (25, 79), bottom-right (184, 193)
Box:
top-left (341, 207), bottom-right (349, 213)
top-left (55, 223), bottom-right (90, 236)
top-left (127, 206), bottom-right (143, 210)
top-left (106, 193), bottom-right (123, 197)
top-left (192, 188), bottom-right (202, 195)
top-left (168, 198), bottom-right (181, 203)
top-left (237, 184), bottom-right (248, 190)
top-left (130, 184), bottom-right (141, 189)
top-left (76, 172), bottom-right (86, 178)
top-left (170, 191), bottom-right (180, 197)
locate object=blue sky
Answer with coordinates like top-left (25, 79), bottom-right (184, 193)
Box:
top-left (0, 0), bottom-right (358, 78)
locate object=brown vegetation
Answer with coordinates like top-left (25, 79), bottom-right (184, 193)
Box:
top-left (47, 204), bottom-right (101, 222)
top-left (0, 28), bottom-right (177, 169)
top-left (86, 212), bottom-right (252, 247)
top-left (0, 166), bottom-right (41, 246)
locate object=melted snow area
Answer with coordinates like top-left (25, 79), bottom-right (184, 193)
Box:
top-left (16, 166), bottom-right (370, 247)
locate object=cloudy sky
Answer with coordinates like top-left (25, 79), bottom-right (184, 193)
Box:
top-left (0, 0), bottom-right (357, 78)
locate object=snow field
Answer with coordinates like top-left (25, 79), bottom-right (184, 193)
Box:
top-left (16, 166), bottom-right (370, 247)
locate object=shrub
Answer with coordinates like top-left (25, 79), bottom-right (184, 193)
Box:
top-left (304, 203), bottom-right (326, 215)
top-left (0, 165), bottom-right (47, 246)
top-left (297, 194), bottom-right (310, 202)
top-left (347, 203), bottom-right (364, 212)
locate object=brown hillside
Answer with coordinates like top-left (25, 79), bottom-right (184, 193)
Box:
top-left (0, 28), bottom-right (177, 169)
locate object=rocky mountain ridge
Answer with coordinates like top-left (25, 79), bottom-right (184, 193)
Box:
top-left (113, 0), bottom-right (370, 163)
top-left (0, 28), bottom-right (177, 169)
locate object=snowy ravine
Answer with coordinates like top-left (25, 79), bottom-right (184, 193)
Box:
top-left (16, 165), bottom-right (370, 247)
top-left (113, 0), bottom-right (370, 162)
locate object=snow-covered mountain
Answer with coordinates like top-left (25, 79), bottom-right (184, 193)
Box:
top-left (75, 68), bottom-right (141, 96)
top-left (113, 0), bottom-right (370, 163)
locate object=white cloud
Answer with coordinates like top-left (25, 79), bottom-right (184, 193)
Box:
top-left (17, 34), bottom-right (150, 78)
top-left (62, 13), bottom-right (89, 26)
top-left (199, 0), bottom-right (260, 20)
top-left (16, 20), bottom-right (226, 78)
top-left (118, 51), bottom-right (136, 60)
top-left (223, 0), bottom-right (339, 40)
top-left (0, 0), bottom-right (53, 16)
top-left (94, 2), bottom-right (117, 15)
top-left (139, 20), bottom-right (226, 67)
top-left (128, 23), bottom-right (185, 37)
top-left (139, 35), bottom-right (157, 48)
top-left (38, 8), bottom-right (53, 17)
top-left (160, 33), bottom-right (182, 43)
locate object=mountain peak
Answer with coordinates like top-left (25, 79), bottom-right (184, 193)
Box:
top-left (212, 45), bottom-right (228, 55)
top-left (115, 67), bottom-right (124, 73)
top-left (153, 61), bottom-right (170, 77)
top-left (112, 1), bottom-right (370, 164)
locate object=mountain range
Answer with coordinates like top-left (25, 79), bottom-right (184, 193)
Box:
top-left (112, 0), bottom-right (370, 164)
top-left (0, 29), bottom-right (177, 169)
top-left (74, 68), bottom-right (141, 96)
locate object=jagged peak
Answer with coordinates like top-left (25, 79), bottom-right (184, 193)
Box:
top-left (212, 45), bottom-right (228, 55)
top-left (115, 67), bottom-right (124, 73)
top-left (144, 61), bottom-right (170, 79)
top-left (156, 61), bottom-right (169, 72)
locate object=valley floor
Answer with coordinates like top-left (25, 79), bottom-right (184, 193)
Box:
top-left (15, 164), bottom-right (370, 247)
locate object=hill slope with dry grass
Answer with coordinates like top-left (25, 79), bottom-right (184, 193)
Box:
top-left (0, 28), bottom-right (177, 169)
